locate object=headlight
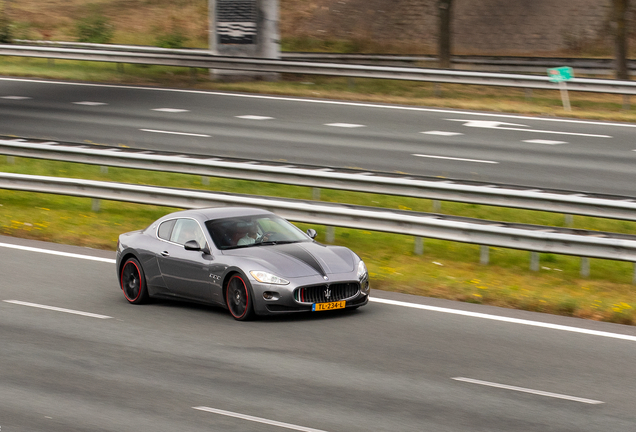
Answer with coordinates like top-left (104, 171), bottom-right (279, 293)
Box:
top-left (357, 260), bottom-right (368, 281)
top-left (250, 270), bottom-right (290, 285)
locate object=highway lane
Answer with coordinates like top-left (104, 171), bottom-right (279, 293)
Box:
top-left (2, 235), bottom-right (636, 431)
top-left (2, 77), bottom-right (636, 195)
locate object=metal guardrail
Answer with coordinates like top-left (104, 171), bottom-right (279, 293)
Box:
top-left (2, 43), bottom-right (636, 95)
top-left (13, 40), bottom-right (636, 75)
top-left (3, 171), bottom-right (636, 263)
top-left (3, 138), bottom-right (636, 222)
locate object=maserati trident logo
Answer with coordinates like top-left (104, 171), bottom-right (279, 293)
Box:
top-left (324, 288), bottom-right (331, 300)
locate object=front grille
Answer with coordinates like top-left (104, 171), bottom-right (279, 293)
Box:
top-left (295, 282), bottom-right (360, 303)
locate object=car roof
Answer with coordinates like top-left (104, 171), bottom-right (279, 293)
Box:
top-left (160, 207), bottom-right (274, 222)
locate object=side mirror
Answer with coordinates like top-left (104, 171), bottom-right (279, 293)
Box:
top-left (184, 240), bottom-right (202, 251)
top-left (306, 229), bottom-right (317, 239)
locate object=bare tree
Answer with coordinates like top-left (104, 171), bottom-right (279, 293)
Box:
top-left (438, 0), bottom-right (452, 69)
top-left (613, 0), bottom-right (629, 80)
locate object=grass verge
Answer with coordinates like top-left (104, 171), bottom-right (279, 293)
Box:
top-left (1, 156), bottom-right (636, 325)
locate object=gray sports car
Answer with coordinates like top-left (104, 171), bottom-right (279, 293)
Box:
top-left (116, 207), bottom-right (369, 320)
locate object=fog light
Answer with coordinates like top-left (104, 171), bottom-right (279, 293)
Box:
top-left (263, 291), bottom-right (280, 300)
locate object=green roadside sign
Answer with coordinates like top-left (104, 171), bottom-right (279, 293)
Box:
top-left (547, 66), bottom-right (574, 83)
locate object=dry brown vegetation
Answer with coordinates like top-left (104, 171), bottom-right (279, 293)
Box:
top-left (5, 0), bottom-right (210, 46)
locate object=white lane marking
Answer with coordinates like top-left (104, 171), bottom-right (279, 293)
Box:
top-left (73, 101), bottom-right (107, 106)
top-left (324, 123), bottom-right (366, 128)
top-left (412, 154), bottom-right (498, 164)
top-left (4, 300), bottom-right (112, 319)
top-left (140, 129), bottom-right (211, 137)
top-left (452, 377), bottom-right (604, 404)
top-left (421, 131), bottom-right (464, 136)
top-left (448, 119), bottom-right (611, 138)
top-left (3, 76), bottom-right (636, 129)
top-left (523, 139), bottom-right (567, 145)
top-left (236, 115), bottom-right (274, 120)
top-left (370, 297), bottom-right (636, 342)
top-left (0, 242), bottom-right (115, 263)
top-left (193, 407), bottom-right (327, 432)
top-left (151, 108), bottom-right (189, 113)
top-left (1, 96), bottom-right (32, 100)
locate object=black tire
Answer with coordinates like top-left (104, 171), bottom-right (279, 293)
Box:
top-left (225, 274), bottom-right (255, 321)
top-left (120, 257), bottom-right (149, 304)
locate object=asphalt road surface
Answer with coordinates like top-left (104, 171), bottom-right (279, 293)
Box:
top-left (2, 77), bottom-right (636, 195)
top-left (2, 235), bottom-right (636, 432)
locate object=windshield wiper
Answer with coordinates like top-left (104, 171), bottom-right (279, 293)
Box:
top-left (255, 240), bottom-right (302, 246)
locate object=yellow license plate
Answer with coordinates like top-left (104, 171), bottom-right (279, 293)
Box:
top-left (312, 301), bottom-right (346, 312)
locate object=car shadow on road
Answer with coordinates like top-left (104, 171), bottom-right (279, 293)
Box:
top-left (144, 297), bottom-right (364, 323)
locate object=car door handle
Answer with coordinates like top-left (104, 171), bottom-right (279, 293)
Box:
top-left (160, 251), bottom-right (170, 257)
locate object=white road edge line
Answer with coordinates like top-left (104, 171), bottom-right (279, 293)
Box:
top-left (139, 129), bottom-right (211, 137)
top-left (3, 76), bottom-right (636, 128)
top-left (370, 297), bottom-right (636, 342)
top-left (452, 377), bottom-right (604, 404)
top-left (0, 242), bottom-right (115, 263)
top-left (3, 300), bottom-right (112, 319)
top-left (413, 154), bottom-right (498, 164)
top-left (193, 407), bottom-right (328, 432)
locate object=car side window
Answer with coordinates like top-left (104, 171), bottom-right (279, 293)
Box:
top-left (158, 219), bottom-right (176, 240)
top-left (170, 218), bottom-right (207, 247)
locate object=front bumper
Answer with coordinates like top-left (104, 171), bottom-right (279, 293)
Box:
top-left (250, 276), bottom-right (370, 316)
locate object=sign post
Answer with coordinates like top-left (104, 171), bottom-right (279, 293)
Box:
top-left (547, 66), bottom-right (574, 112)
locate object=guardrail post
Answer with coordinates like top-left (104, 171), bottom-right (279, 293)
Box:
top-left (434, 83), bottom-right (442, 97)
top-left (580, 257), bottom-right (590, 277)
top-left (117, 63), bottom-right (124, 73)
top-left (525, 88), bottom-right (533, 100)
top-left (91, 199), bottom-right (100, 212)
top-left (623, 95), bottom-right (630, 110)
top-left (480, 245), bottom-right (489, 265)
top-left (633, 263), bottom-right (636, 284)
top-left (190, 68), bottom-right (197, 84)
top-left (100, 166), bottom-right (108, 174)
top-left (6, 155), bottom-right (14, 164)
top-left (530, 252), bottom-right (539, 271)
top-left (325, 226), bottom-right (335, 243)
top-left (201, 176), bottom-right (210, 186)
top-left (312, 187), bottom-right (321, 200)
top-left (564, 214), bottom-right (573, 226)
top-left (433, 200), bottom-right (441, 212)
top-left (414, 237), bottom-right (424, 255)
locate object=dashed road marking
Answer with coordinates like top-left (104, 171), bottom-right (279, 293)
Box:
top-left (236, 115), bottom-right (275, 120)
top-left (412, 153), bottom-right (498, 164)
top-left (324, 123), bottom-right (366, 128)
top-left (523, 139), bottom-right (567, 145)
top-left (452, 377), bottom-right (604, 404)
top-left (140, 129), bottom-right (211, 137)
top-left (4, 300), bottom-right (112, 319)
top-left (193, 407), bottom-right (327, 432)
top-left (1, 96), bottom-right (32, 100)
top-left (448, 119), bottom-right (612, 138)
top-left (73, 101), bottom-right (108, 106)
top-left (151, 108), bottom-right (190, 113)
top-left (421, 131), bottom-right (464, 136)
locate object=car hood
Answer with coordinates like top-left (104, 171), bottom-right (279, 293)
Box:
top-left (222, 242), bottom-right (356, 278)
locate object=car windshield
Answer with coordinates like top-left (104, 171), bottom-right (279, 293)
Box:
top-left (205, 214), bottom-right (311, 250)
